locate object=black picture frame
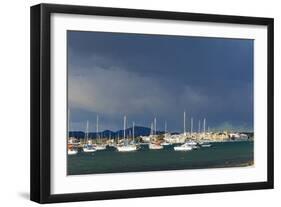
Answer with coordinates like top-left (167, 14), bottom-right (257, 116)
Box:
top-left (30, 3), bottom-right (274, 204)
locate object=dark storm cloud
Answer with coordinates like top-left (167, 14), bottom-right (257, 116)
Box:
top-left (68, 31), bottom-right (253, 132)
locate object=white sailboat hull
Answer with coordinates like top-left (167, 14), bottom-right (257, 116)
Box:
top-left (83, 148), bottom-right (96, 152)
top-left (68, 150), bottom-right (78, 155)
top-left (117, 145), bottom-right (137, 152)
top-left (160, 142), bottom-right (171, 146)
top-left (186, 141), bottom-right (197, 146)
top-left (95, 145), bottom-right (107, 151)
top-left (174, 143), bottom-right (193, 151)
top-left (149, 143), bottom-right (163, 150)
top-left (174, 146), bottom-right (192, 151)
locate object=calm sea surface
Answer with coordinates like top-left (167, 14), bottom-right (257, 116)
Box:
top-left (67, 141), bottom-right (254, 175)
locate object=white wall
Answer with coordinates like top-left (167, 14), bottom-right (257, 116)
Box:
top-left (0, 0), bottom-right (279, 206)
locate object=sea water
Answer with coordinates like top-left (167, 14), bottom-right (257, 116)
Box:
top-left (67, 141), bottom-right (253, 175)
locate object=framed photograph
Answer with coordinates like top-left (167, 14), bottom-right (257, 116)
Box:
top-left (30, 3), bottom-right (274, 203)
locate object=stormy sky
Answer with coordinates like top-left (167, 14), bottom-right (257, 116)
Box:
top-left (68, 31), bottom-right (253, 133)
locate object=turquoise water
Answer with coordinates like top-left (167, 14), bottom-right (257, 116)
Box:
top-left (67, 141), bottom-right (254, 175)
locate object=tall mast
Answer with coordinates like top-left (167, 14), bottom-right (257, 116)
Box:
top-left (203, 118), bottom-right (206, 135)
top-left (154, 117), bottom-right (157, 135)
top-left (96, 115), bottom-right (99, 139)
top-left (184, 111), bottom-right (186, 135)
top-left (191, 117), bottom-right (193, 134)
top-left (164, 121), bottom-right (167, 138)
top-left (86, 120), bottom-right (89, 142)
top-left (150, 122), bottom-right (154, 136)
top-left (198, 120), bottom-right (201, 133)
top-left (123, 116), bottom-right (126, 139)
top-left (68, 109), bottom-right (70, 138)
top-left (132, 122), bottom-right (135, 143)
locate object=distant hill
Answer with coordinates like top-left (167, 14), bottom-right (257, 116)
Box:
top-left (69, 126), bottom-right (164, 139)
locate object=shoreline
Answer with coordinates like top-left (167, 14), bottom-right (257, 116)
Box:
top-left (67, 160), bottom-right (254, 176)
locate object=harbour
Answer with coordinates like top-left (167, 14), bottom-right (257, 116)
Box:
top-left (67, 112), bottom-right (254, 174)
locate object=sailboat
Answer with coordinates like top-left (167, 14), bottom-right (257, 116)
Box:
top-left (117, 116), bottom-right (137, 152)
top-left (184, 117), bottom-right (199, 149)
top-left (68, 109), bottom-right (78, 155)
top-left (130, 121), bottom-right (139, 146)
top-left (95, 115), bottom-right (107, 151)
top-left (68, 147), bottom-right (78, 155)
top-left (174, 111), bottom-right (196, 151)
top-left (200, 118), bottom-right (212, 147)
top-left (186, 117), bottom-right (200, 148)
top-left (187, 140), bottom-right (199, 149)
top-left (83, 120), bottom-right (96, 152)
top-left (149, 118), bottom-right (163, 150)
top-left (161, 121), bottom-right (171, 146)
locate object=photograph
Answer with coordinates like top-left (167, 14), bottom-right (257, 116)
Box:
top-left (29, 3), bottom-right (274, 203)
top-left (67, 31), bottom-right (254, 175)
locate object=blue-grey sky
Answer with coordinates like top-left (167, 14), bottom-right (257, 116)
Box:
top-left (68, 31), bottom-right (253, 132)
